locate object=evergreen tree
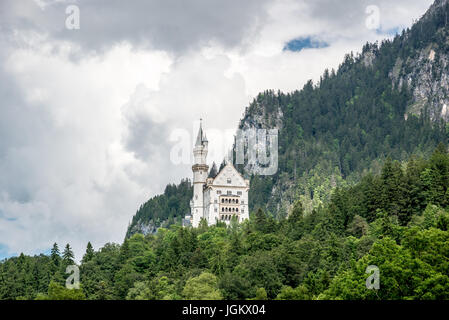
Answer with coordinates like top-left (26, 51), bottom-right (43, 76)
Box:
top-left (62, 244), bottom-right (75, 265)
top-left (254, 208), bottom-right (269, 233)
top-left (82, 242), bottom-right (94, 263)
top-left (50, 243), bottom-right (60, 265)
top-left (286, 200), bottom-right (305, 240)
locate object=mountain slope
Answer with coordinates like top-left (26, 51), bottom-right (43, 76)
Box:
top-left (127, 0), bottom-right (449, 237)
top-left (238, 0), bottom-right (449, 216)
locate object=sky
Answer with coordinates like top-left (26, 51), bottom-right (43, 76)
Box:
top-left (0, 0), bottom-right (434, 261)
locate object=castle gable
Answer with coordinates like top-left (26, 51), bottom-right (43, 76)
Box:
top-left (212, 163), bottom-right (246, 187)
top-left (189, 120), bottom-right (250, 227)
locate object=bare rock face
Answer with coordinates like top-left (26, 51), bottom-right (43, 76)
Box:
top-left (239, 91), bottom-right (284, 132)
top-left (362, 47), bottom-right (376, 68)
top-left (392, 43), bottom-right (449, 122)
top-left (127, 219), bottom-right (159, 236)
top-left (390, 0), bottom-right (449, 121)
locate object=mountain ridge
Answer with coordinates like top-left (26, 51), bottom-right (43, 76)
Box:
top-left (126, 0), bottom-right (449, 237)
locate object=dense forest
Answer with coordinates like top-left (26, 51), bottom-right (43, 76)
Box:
top-left (2, 146), bottom-right (449, 300)
top-left (2, 0), bottom-right (449, 300)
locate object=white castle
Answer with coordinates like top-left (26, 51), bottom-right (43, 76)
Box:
top-left (187, 121), bottom-right (250, 227)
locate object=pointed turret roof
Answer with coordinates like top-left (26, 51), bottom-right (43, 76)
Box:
top-left (195, 119), bottom-right (207, 146)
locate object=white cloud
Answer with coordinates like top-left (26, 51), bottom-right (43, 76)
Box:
top-left (0, 38), bottom-right (172, 259)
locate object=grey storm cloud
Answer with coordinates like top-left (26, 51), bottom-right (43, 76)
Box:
top-left (0, 0), bottom-right (271, 54)
top-left (123, 109), bottom-right (171, 161)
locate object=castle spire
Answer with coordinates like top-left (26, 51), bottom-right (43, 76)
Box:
top-left (191, 118), bottom-right (208, 228)
top-left (195, 118), bottom-right (205, 146)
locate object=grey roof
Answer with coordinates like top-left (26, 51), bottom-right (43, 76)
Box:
top-left (195, 121), bottom-right (207, 146)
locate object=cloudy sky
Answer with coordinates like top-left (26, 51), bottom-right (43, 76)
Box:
top-left (0, 0), bottom-right (434, 260)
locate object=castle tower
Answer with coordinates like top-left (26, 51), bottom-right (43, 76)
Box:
top-left (191, 120), bottom-right (209, 227)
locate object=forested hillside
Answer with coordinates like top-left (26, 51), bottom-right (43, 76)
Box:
top-left (240, 0), bottom-right (449, 215)
top-left (2, 146), bottom-right (449, 300)
top-left (127, 0), bottom-right (449, 235)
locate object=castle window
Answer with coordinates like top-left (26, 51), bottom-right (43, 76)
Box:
top-left (232, 199), bottom-right (235, 204)
top-left (236, 208), bottom-right (239, 212)
top-left (227, 178), bottom-right (231, 184)
top-left (242, 209), bottom-right (244, 213)
top-left (217, 190), bottom-right (221, 195)
top-left (237, 191), bottom-right (242, 195)
top-left (195, 195), bottom-right (198, 200)
top-left (227, 191), bottom-right (232, 195)
top-left (222, 208), bottom-right (224, 212)
top-left (236, 199), bottom-right (239, 204)
top-left (214, 208), bottom-right (217, 212)
top-left (241, 200), bottom-right (244, 204)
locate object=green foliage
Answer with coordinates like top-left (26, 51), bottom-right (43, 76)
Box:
top-left (50, 243), bottom-right (60, 266)
top-left (2, 148), bottom-right (449, 301)
top-left (321, 230), bottom-right (449, 300)
top-left (126, 179), bottom-right (193, 237)
top-left (36, 281), bottom-right (85, 300)
top-left (182, 272), bottom-right (223, 300)
top-left (82, 242), bottom-right (94, 263)
top-left (252, 288), bottom-right (268, 300)
top-left (3, 149), bottom-right (449, 300)
top-left (126, 281), bottom-right (153, 300)
top-left (276, 285), bottom-right (311, 300)
top-left (62, 244), bottom-right (75, 266)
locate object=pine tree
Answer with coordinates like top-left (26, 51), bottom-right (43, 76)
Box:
top-left (118, 240), bottom-right (130, 266)
top-left (286, 200), bottom-right (305, 239)
top-left (62, 244), bottom-right (75, 265)
top-left (82, 242), bottom-right (94, 263)
top-left (50, 243), bottom-right (60, 265)
top-left (254, 208), bottom-right (268, 233)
